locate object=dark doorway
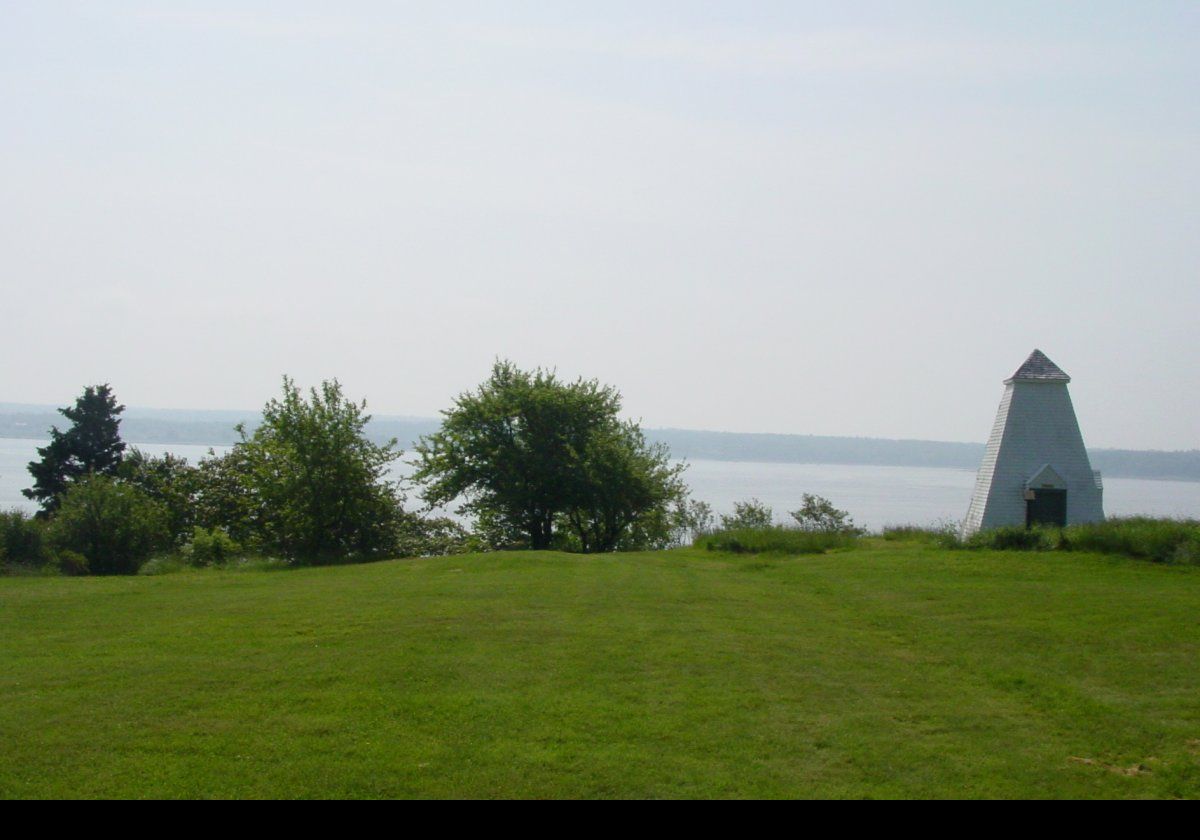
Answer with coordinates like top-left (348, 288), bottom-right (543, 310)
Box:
top-left (1026, 489), bottom-right (1067, 527)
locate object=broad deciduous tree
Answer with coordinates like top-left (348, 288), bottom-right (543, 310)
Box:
top-left (233, 377), bottom-right (403, 564)
top-left (414, 361), bottom-right (687, 552)
top-left (559, 422), bottom-right (686, 553)
top-left (119, 449), bottom-right (200, 546)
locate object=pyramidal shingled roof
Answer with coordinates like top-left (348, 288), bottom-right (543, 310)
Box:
top-left (1006, 349), bottom-right (1071, 383)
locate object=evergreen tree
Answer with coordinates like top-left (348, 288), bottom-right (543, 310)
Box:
top-left (24, 384), bottom-right (127, 515)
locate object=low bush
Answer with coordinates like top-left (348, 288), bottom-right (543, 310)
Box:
top-left (55, 549), bottom-right (90, 576)
top-left (719, 499), bottom-right (774, 530)
top-left (394, 514), bottom-right (475, 558)
top-left (880, 522), bottom-right (962, 547)
top-left (0, 509), bottom-right (52, 570)
top-left (1059, 517), bottom-right (1200, 564)
top-left (880, 524), bottom-right (938, 542)
top-left (183, 526), bottom-right (241, 567)
top-left (965, 525), bottom-right (1059, 552)
top-left (1172, 539), bottom-right (1200, 565)
top-left (139, 553), bottom-right (292, 576)
top-left (48, 476), bottom-right (169, 575)
top-left (790, 494), bottom-right (863, 535)
top-left (697, 526), bottom-right (857, 555)
top-left (958, 517), bottom-right (1200, 564)
top-left (227, 556), bottom-right (292, 572)
top-left (138, 555), bottom-right (189, 576)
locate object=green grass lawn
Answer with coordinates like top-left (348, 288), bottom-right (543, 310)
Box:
top-left (3, 542), bottom-right (1200, 798)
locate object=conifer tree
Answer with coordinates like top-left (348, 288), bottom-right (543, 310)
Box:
top-left (24, 384), bottom-right (127, 515)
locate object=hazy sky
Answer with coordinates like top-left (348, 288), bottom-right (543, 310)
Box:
top-left (2, 2), bottom-right (1197, 450)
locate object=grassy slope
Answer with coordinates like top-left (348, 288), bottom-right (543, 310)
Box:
top-left (2, 543), bottom-right (1199, 799)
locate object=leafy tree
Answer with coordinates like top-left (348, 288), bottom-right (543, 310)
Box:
top-left (720, 498), bottom-right (774, 530)
top-left (24, 384), bottom-right (126, 515)
top-left (119, 449), bottom-right (200, 545)
top-left (49, 475), bottom-right (168, 575)
top-left (232, 377), bottom-right (402, 564)
top-left (392, 511), bottom-right (474, 558)
top-left (414, 361), bottom-right (686, 553)
top-left (558, 422), bottom-right (686, 552)
top-left (193, 446), bottom-right (262, 547)
top-left (789, 494), bottom-right (861, 534)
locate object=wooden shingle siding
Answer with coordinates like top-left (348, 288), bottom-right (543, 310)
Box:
top-left (962, 351), bottom-right (1104, 536)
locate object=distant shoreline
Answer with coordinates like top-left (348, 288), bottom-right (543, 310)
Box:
top-left (2, 406), bottom-right (1196, 483)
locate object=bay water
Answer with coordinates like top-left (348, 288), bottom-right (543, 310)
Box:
top-left (2, 437), bottom-right (1198, 531)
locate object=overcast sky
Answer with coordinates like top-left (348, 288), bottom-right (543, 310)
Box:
top-left (2, 2), bottom-right (1197, 450)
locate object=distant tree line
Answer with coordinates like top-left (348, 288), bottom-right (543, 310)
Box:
top-left (1, 362), bottom-right (710, 575)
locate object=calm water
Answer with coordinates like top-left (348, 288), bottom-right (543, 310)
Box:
top-left (2, 437), bottom-right (1198, 530)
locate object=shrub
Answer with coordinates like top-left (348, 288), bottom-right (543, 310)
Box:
top-left (672, 499), bottom-right (715, 544)
top-left (719, 499), bottom-right (773, 530)
top-left (231, 377), bottom-right (403, 565)
top-left (1059, 517), bottom-right (1200, 564)
top-left (957, 517), bottom-right (1200, 564)
top-left (697, 525), bottom-right (857, 555)
top-left (54, 549), bottom-right (90, 576)
top-left (394, 513), bottom-right (474, 558)
top-left (880, 524), bottom-right (932, 541)
top-left (1172, 539), bottom-right (1200, 565)
top-left (49, 475), bottom-right (169, 575)
top-left (119, 449), bottom-right (200, 546)
top-left (226, 556), bottom-right (291, 573)
top-left (138, 555), bottom-right (188, 576)
top-left (194, 446), bottom-right (261, 548)
top-left (965, 525), bottom-right (1058, 551)
top-left (183, 526), bottom-right (240, 567)
top-left (933, 527), bottom-right (964, 549)
top-left (880, 522), bottom-right (961, 546)
top-left (0, 509), bottom-right (51, 569)
top-left (790, 494), bottom-right (862, 534)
